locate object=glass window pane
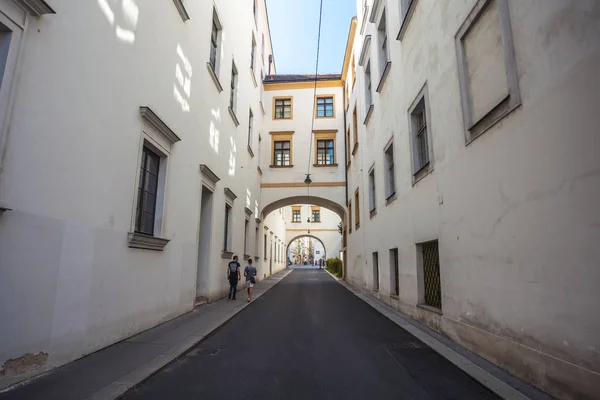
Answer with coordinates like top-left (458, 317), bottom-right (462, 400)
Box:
top-left (283, 141), bottom-right (290, 149)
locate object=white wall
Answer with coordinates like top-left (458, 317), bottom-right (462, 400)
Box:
top-left (0, 0), bottom-right (279, 387)
top-left (344, 0), bottom-right (600, 399)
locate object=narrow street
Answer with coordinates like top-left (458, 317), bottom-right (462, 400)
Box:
top-left (123, 270), bottom-right (498, 400)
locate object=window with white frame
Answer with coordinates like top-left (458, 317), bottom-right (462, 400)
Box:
top-left (253, 0), bottom-right (258, 25)
top-left (229, 61), bottom-right (238, 113)
top-left (398, 0), bottom-right (419, 40)
top-left (377, 9), bottom-right (389, 79)
top-left (244, 218), bottom-right (249, 255)
top-left (209, 9), bottom-right (223, 75)
top-left (135, 145), bottom-right (161, 235)
top-left (0, 13), bottom-right (24, 163)
top-left (223, 203), bottom-right (232, 252)
top-left (364, 61), bottom-right (372, 111)
top-left (248, 108), bottom-right (253, 148)
top-left (251, 34), bottom-right (256, 72)
top-left (384, 141), bottom-right (396, 201)
top-left (409, 85), bottom-right (433, 180)
top-left (368, 167), bottom-right (376, 214)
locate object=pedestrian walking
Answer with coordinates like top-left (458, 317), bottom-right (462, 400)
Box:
top-left (227, 255), bottom-right (241, 300)
top-left (244, 258), bottom-right (257, 302)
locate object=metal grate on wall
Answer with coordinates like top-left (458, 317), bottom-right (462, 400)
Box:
top-left (422, 241), bottom-right (442, 309)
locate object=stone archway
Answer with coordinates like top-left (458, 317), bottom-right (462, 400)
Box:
top-left (260, 195), bottom-right (345, 221)
top-left (286, 234), bottom-right (327, 266)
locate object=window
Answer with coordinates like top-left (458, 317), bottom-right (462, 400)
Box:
top-left (250, 35), bottom-right (256, 71)
top-left (372, 252), bottom-right (379, 291)
top-left (273, 97), bottom-right (292, 119)
top-left (376, 9), bottom-right (391, 91)
top-left (368, 167), bottom-right (376, 215)
top-left (364, 61), bottom-right (372, 112)
top-left (348, 201), bottom-right (352, 234)
top-left (292, 207), bottom-right (301, 223)
top-left (346, 127), bottom-right (351, 167)
top-left (390, 248), bottom-right (399, 296)
top-left (229, 61), bottom-right (238, 113)
top-left (418, 240), bottom-right (442, 309)
top-left (261, 33), bottom-right (265, 66)
top-left (264, 233), bottom-right (267, 260)
top-left (135, 146), bottom-right (161, 235)
top-left (352, 108), bottom-right (358, 154)
top-left (255, 227), bottom-right (259, 258)
top-left (409, 85), bottom-right (432, 180)
top-left (244, 219), bottom-right (249, 255)
top-left (398, 0), bottom-right (419, 41)
top-left (316, 96), bottom-right (334, 118)
top-left (313, 130), bottom-right (336, 166)
top-left (270, 131), bottom-right (293, 167)
top-left (311, 207), bottom-right (321, 223)
top-left (384, 141), bottom-right (396, 201)
top-left (248, 108), bottom-right (254, 148)
top-left (317, 140), bottom-right (334, 165)
top-left (274, 141), bottom-right (290, 166)
top-left (173, 0), bottom-right (190, 21)
top-left (253, 0), bottom-right (258, 25)
top-left (223, 203), bottom-right (232, 251)
top-left (209, 10), bottom-right (222, 74)
top-left (354, 189), bottom-right (360, 230)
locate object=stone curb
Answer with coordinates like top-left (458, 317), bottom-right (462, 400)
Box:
top-left (85, 268), bottom-right (295, 400)
top-left (323, 271), bottom-right (531, 400)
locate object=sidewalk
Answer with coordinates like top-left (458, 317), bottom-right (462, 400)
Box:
top-left (0, 269), bottom-right (294, 400)
top-left (323, 270), bottom-right (553, 400)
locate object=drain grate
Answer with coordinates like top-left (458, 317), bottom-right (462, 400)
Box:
top-left (188, 348), bottom-right (220, 356)
top-left (390, 342), bottom-right (425, 349)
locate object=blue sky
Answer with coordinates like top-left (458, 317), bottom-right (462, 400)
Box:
top-left (267, 0), bottom-right (357, 75)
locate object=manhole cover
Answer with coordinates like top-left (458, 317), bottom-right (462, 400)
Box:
top-left (188, 348), bottom-right (220, 356)
top-left (390, 342), bottom-right (425, 349)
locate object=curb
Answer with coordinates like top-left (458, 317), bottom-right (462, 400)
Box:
top-left (85, 268), bottom-right (294, 400)
top-left (323, 272), bottom-right (531, 400)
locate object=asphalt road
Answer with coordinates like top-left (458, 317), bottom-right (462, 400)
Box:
top-left (123, 269), bottom-right (499, 400)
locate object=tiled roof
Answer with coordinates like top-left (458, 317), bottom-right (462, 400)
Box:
top-left (264, 74), bottom-right (341, 83)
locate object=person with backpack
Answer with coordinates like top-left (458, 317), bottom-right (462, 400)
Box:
top-left (227, 255), bottom-right (241, 300)
top-left (244, 258), bottom-right (257, 302)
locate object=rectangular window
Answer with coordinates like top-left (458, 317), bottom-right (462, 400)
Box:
top-left (264, 233), bottom-right (267, 259)
top-left (223, 203), bottom-right (232, 251)
top-left (248, 108), bottom-right (253, 147)
top-left (364, 61), bottom-right (372, 110)
top-left (135, 146), bottom-right (161, 235)
top-left (419, 240), bottom-right (442, 309)
top-left (273, 141), bottom-right (291, 166)
top-left (377, 9), bottom-right (389, 78)
top-left (390, 248), bottom-right (399, 296)
top-left (229, 61), bottom-right (238, 113)
top-left (372, 252), bottom-right (379, 291)
top-left (292, 209), bottom-right (301, 223)
top-left (274, 97), bottom-right (292, 119)
top-left (354, 189), bottom-right (360, 230)
top-left (346, 127), bottom-right (351, 166)
top-left (348, 201), bottom-right (352, 234)
top-left (250, 35), bottom-right (256, 71)
top-left (316, 140), bottom-right (334, 165)
top-left (255, 227), bottom-right (259, 257)
top-left (244, 219), bottom-right (249, 255)
top-left (399, 0), bottom-right (419, 40)
top-left (261, 33), bottom-right (265, 66)
top-left (409, 85), bottom-right (432, 180)
top-left (316, 96), bottom-right (334, 118)
top-left (253, 0), bottom-right (258, 25)
top-left (311, 209), bottom-right (321, 223)
top-left (368, 168), bottom-right (376, 214)
top-left (384, 142), bottom-right (396, 200)
top-left (352, 108), bottom-right (358, 153)
top-left (209, 10), bottom-right (222, 74)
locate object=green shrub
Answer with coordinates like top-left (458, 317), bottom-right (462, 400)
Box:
top-left (326, 257), bottom-right (343, 276)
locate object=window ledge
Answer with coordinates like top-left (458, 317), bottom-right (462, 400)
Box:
top-left (412, 165), bottom-right (433, 186)
top-left (417, 303), bottom-right (443, 315)
top-left (397, 0), bottom-right (418, 41)
top-left (352, 142), bottom-right (359, 156)
top-left (385, 192), bottom-right (397, 206)
top-left (128, 233), bottom-right (170, 251)
top-left (254, 256), bottom-right (260, 261)
top-left (313, 163), bottom-right (338, 167)
top-left (376, 61), bottom-right (392, 93)
top-left (370, 209), bottom-right (377, 219)
top-left (206, 63), bottom-right (223, 92)
top-left (250, 68), bottom-right (257, 88)
top-left (315, 116), bottom-right (335, 119)
top-left (247, 145), bottom-right (255, 157)
top-left (364, 104), bottom-right (374, 125)
top-left (14, 0), bottom-right (55, 16)
top-left (269, 165), bottom-right (294, 168)
top-left (0, 205), bottom-right (12, 219)
top-left (228, 107), bottom-right (240, 126)
top-left (221, 250), bottom-right (234, 259)
top-left (172, 0), bottom-right (190, 21)
top-left (390, 294), bottom-right (399, 300)
top-left (243, 254), bottom-right (251, 260)
top-left (355, 223), bottom-right (360, 230)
